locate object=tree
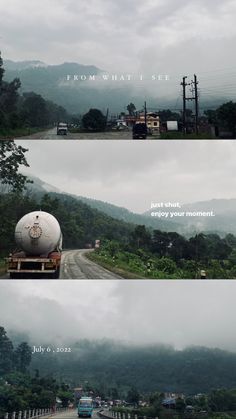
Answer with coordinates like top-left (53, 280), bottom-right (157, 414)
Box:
top-left (175, 397), bottom-right (186, 413)
top-left (0, 78), bottom-right (21, 114)
top-left (127, 387), bottom-right (139, 406)
top-left (127, 103), bottom-right (136, 116)
top-left (14, 342), bottom-right (32, 373)
top-left (20, 92), bottom-right (49, 127)
top-left (0, 52), bottom-right (5, 87)
top-left (217, 101), bottom-right (236, 135)
top-left (0, 141), bottom-right (32, 192)
top-left (82, 109), bottom-right (106, 131)
top-left (158, 109), bottom-right (180, 122)
top-left (131, 225), bottom-right (151, 249)
top-left (0, 326), bottom-right (14, 375)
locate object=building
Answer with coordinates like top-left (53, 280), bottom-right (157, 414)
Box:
top-left (137, 112), bottom-right (160, 133)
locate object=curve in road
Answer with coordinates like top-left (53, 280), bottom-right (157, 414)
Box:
top-left (60, 249), bottom-right (123, 279)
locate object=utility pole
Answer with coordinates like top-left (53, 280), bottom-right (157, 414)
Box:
top-left (181, 75), bottom-right (199, 135)
top-left (181, 77), bottom-right (188, 134)
top-left (105, 108), bottom-right (109, 130)
top-left (193, 74), bottom-right (199, 135)
top-left (144, 101), bottom-right (147, 125)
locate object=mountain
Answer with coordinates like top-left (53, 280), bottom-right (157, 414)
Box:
top-left (23, 338), bottom-right (236, 394)
top-left (3, 60), bottom-right (128, 114)
top-left (4, 59), bottom-right (47, 71)
top-left (3, 59), bottom-right (227, 114)
top-left (26, 175), bottom-right (61, 194)
top-left (25, 175), bottom-right (236, 236)
top-left (25, 175), bottom-right (181, 232)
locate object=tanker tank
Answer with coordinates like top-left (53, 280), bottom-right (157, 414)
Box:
top-left (15, 211), bottom-right (62, 257)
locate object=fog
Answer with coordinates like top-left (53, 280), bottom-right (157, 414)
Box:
top-left (0, 0), bottom-right (236, 100)
top-left (17, 140), bottom-right (236, 213)
top-left (0, 280), bottom-right (236, 352)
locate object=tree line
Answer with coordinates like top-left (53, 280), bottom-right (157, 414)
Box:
top-left (0, 327), bottom-right (73, 419)
top-left (93, 224), bottom-right (236, 279)
top-left (0, 53), bottom-right (69, 137)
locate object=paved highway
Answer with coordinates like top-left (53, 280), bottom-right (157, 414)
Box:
top-left (60, 249), bottom-right (122, 279)
top-left (15, 127), bottom-right (132, 140)
top-left (1, 250), bottom-right (122, 280)
top-left (43, 409), bottom-right (105, 419)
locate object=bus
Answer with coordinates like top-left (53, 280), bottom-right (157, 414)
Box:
top-left (78, 397), bottom-right (93, 417)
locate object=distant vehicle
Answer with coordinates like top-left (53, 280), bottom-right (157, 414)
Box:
top-left (57, 122), bottom-right (68, 135)
top-left (132, 123), bottom-right (147, 139)
top-left (6, 211), bottom-right (62, 279)
top-left (78, 397), bottom-right (93, 417)
top-left (95, 240), bottom-right (100, 249)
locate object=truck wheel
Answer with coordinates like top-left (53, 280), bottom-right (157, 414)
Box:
top-left (10, 273), bottom-right (19, 279)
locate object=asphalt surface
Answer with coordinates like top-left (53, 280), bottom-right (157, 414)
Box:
top-left (60, 249), bottom-right (122, 279)
top-left (15, 127), bottom-right (133, 140)
top-left (1, 250), bottom-right (122, 280)
top-left (43, 409), bottom-right (103, 419)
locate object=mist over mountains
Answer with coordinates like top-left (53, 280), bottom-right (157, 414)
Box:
top-left (3, 60), bottom-right (140, 114)
top-left (7, 330), bottom-right (236, 394)
top-left (26, 175), bottom-right (236, 236)
top-left (3, 59), bottom-right (225, 114)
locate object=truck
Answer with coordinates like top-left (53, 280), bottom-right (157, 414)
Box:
top-left (6, 211), bottom-right (62, 279)
top-left (78, 397), bottom-right (93, 417)
top-left (132, 122), bottom-right (147, 139)
top-left (57, 122), bottom-right (68, 135)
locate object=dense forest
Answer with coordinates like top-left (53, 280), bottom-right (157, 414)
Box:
top-left (0, 191), bottom-right (134, 256)
top-left (0, 327), bottom-right (73, 419)
top-left (91, 229), bottom-right (236, 279)
top-left (27, 339), bottom-right (236, 396)
top-left (0, 53), bottom-right (69, 137)
top-left (2, 326), bottom-right (236, 418)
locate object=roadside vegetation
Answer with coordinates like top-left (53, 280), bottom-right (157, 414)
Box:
top-left (0, 53), bottom-right (69, 138)
top-left (0, 327), bottom-right (73, 419)
top-left (89, 230), bottom-right (236, 279)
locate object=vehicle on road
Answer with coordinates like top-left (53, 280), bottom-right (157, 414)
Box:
top-left (78, 397), bottom-right (93, 417)
top-left (132, 122), bottom-right (147, 139)
top-left (57, 122), bottom-right (68, 135)
top-left (6, 211), bottom-right (62, 279)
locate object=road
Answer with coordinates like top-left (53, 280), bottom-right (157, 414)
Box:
top-left (43, 409), bottom-right (106, 419)
top-left (15, 127), bottom-right (133, 140)
top-left (1, 249), bottom-right (122, 280)
top-left (15, 127), bottom-right (160, 140)
top-left (60, 249), bottom-right (122, 279)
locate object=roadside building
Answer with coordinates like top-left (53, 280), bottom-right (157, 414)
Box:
top-left (137, 112), bottom-right (160, 133)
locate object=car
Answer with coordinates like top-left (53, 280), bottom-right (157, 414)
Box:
top-left (132, 123), bottom-right (147, 139)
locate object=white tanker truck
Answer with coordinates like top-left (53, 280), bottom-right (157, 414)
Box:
top-left (7, 211), bottom-right (62, 279)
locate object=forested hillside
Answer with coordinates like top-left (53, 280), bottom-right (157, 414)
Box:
top-left (11, 337), bottom-right (236, 395)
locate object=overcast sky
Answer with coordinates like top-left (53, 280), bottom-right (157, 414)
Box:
top-left (0, 280), bottom-right (235, 351)
top-left (17, 140), bottom-right (236, 213)
top-left (1, 0), bottom-right (236, 100)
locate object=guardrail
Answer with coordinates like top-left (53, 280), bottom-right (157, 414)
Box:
top-left (3, 407), bottom-right (70, 419)
top-left (99, 410), bottom-right (158, 419)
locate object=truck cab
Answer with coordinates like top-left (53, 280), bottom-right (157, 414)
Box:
top-left (57, 122), bottom-right (68, 135)
top-left (132, 122), bottom-right (147, 139)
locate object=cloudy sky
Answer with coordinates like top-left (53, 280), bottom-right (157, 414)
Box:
top-left (0, 280), bottom-right (235, 351)
top-left (17, 139), bottom-right (236, 213)
top-left (1, 0), bottom-right (236, 100)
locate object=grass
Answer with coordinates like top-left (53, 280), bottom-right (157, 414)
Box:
top-left (0, 127), bottom-right (50, 139)
top-left (160, 131), bottom-right (214, 139)
top-left (86, 252), bottom-right (147, 279)
top-left (0, 258), bottom-right (6, 275)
